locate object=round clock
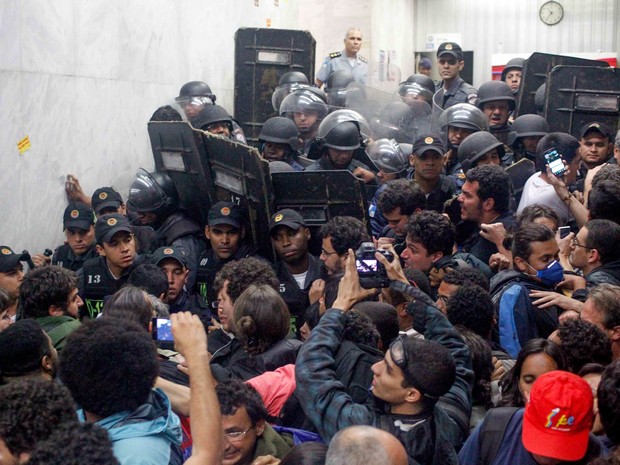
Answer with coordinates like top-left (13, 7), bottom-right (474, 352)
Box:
top-left (539, 1), bottom-right (564, 25)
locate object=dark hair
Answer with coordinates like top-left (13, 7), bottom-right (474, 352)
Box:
top-left (150, 105), bottom-right (183, 122)
top-left (587, 284), bottom-right (620, 330)
top-left (216, 380), bottom-right (267, 424)
top-left (343, 310), bottom-right (381, 348)
top-left (405, 210), bottom-right (455, 256)
top-left (401, 337), bottom-right (456, 410)
top-left (27, 422), bottom-right (119, 465)
top-left (442, 267), bottom-right (490, 291)
top-left (585, 219), bottom-right (620, 264)
top-left (404, 268), bottom-right (433, 296)
top-left (351, 302), bottom-right (399, 350)
top-left (511, 222), bottom-right (555, 263)
top-left (377, 179), bottom-right (426, 215)
top-left (127, 264), bottom-right (169, 298)
top-left (19, 266), bottom-right (77, 318)
top-left (499, 338), bottom-right (567, 407)
top-left (598, 360), bottom-right (620, 445)
top-left (281, 442), bottom-right (328, 465)
top-left (0, 319), bottom-right (51, 379)
top-left (457, 327), bottom-right (493, 408)
top-left (59, 318), bottom-right (159, 418)
top-left (103, 285), bottom-right (153, 331)
top-left (214, 257), bottom-right (279, 302)
top-left (319, 216), bottom-right (369, 256)
top-left (578, 362), bottom-right (607, 378)
top-left (233, 285), bottom-right (290, 355)
top-left (517, 204), bottom-right (562, 230)
top-left (0, 379), bottom-right (77, 457)
top-left (591, 163), bottom-right (620, 190)
top-left (589, 179), bottom-right (620, 225)
top-left (465, 164), bottom-right (511, 215)
top-left (535, 132), bottom-right (581, 172)
top-left (446, 285), bottom-right (494, 339)
top-left (557, 319), bottom-right (612, 373)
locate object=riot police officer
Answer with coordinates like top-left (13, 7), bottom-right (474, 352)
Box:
top-left (501, 57), bottom-right (525, 96)
top-left (457, 131), bottom-right (505, 173)
top-left (397, 74), bottom-right (435, 106)
top-left (476, 80), bottom-right (515, 148)
top-left (433, 42), bottom-right (477, 110)
top-left (315, 27), bottom-right (368, 87)
top-left (271, 71), bottom-right (309, 112)
top-left (127, 169), bottom-right (206, 289)
top-left (508, 114), bottom-right (550, 162)
top-left (279, 87), bottom-right (329, 155)
top-left (51, 202), bottom-right (98, 273)
top-left (175, 81), bottom-right (216, 119)
top-left (191, 104), bottom-right (234, 138)
top-left (258, 117), bottom-right (305, 171)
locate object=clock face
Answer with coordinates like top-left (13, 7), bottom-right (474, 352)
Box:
top-left (540, 1), bottom-right (564, 25)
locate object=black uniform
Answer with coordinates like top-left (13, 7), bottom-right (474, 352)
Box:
top-left (52, 244), bottom-right (98, 273)
top-left (168, 288), bottom-right (212, 327)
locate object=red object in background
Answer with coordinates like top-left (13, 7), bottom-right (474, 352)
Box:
top-left (492, 58), bottom-right (618, 81)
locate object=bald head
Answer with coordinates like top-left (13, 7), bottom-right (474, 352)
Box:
top-left (326, 425), bottom-right (407, 465)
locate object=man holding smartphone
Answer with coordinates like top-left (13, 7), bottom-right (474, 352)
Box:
top-left (518, 133), bottom-right (581, 226)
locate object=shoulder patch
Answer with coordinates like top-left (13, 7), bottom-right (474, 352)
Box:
top-left (358, 55), bottom-right (367, 63)
top-left (329, 51), bottom-right (342, 59)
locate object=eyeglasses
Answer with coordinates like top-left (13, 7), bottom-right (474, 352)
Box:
top-left (211, 300), bottom-right (221, 309)
top-left (438, 58), bottom-right (458, 66)
top-left (224, 425), bottom-right (254, 441)
top-left (320, 248), bottom-right (338, 256)
top-left (571, 237), bottom-right (592, 249)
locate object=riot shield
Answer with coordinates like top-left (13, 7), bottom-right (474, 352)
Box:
top-left (370, 100), bottom-right (431, 145)
top-left (271, 171), bottom-right (370, 256)
top-left (234, 28), bottom-right (316, 147)
top-left (545, 65), bottom-right (620, 138)
top-left (505, 158), bottom-right (536, 205)
top-left (515, 52), bottom-right (608, 117)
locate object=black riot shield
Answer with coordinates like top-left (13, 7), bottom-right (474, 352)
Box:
top-left (234, 28), bottom-right (316, 147)
top-left (505, 158), bottom-right (536, 205)
top-left (271, 171), bottom-right (370, 256)
top-left (545, 65), bottom-right (620, 138)
top-left (515, 52), bottom-right (608, 118)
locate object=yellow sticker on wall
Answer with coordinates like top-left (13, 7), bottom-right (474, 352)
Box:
top-left (17, 136), bottom-right (31, 155)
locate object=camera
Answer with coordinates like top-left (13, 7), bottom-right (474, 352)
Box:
top-left (355, 242), bottom-right (393, 289)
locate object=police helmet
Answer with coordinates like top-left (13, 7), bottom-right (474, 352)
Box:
top-left (271, 72), bottom-right (310, 112)
top-left (191, 105), bottom-right (233, 132)
top-left (476, 81), bottom-right (516, 112)
top-left (127, 169), bottom-right (179, 217)
top-left (366, 139), bottom-right (408, 174)
top-left (325, 70), bottom-right (356, 107)
top-left (319, 121), bottom-right (361, 151)
top-left (317, 109), bottom-right (371, 146)
top-left (279, 88), bottom-right (329, 121)
top-left (439, 103), bottom-right (489, 132)
top-left (402, 74), bottom-right (436, 93)
top-left (457, 132), bottom-right (505, 172)
top-left (177, 81), bottom-right (216, 103)
top-left (500, 58), bottom-right (525, 82)
top-left (534, 84), bottom-right (546, 116)
top-left (259, 117), bottom-right (300, 151)
top-left (507, 114), bottom-right (550, 148)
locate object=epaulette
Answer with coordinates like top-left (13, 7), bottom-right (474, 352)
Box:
top-left (358, 55), bottom-right (367, 63)
top-left (329, 51), bottom-right (341, 59)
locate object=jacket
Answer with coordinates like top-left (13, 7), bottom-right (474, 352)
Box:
top-left (80, 388), bottom-right (183, 465)
top-left (52, 243), bottom-right (98, 273)
top-left (36, 315), bottom-right (81, 352)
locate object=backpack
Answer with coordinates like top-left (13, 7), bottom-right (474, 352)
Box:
top-left (477, 407), bottom-right (519, 465)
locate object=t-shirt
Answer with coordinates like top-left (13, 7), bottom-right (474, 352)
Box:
top-left (518, 172), bottom-right (571, 225)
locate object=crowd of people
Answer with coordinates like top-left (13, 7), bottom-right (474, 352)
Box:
top-left (2, 29), bottom-right (620, 465)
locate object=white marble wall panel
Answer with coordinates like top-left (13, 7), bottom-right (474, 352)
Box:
top-left (0, 0), bottom-right (21, 70)
top-left (21, 0), bottom-right (75, 75)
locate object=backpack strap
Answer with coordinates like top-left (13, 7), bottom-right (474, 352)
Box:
top-left (478, 407), bottom-right (519, 465)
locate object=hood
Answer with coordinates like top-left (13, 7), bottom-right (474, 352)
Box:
top-left (95, 388), bottom-right (182, 445)
top-left (590, 260), bottom-right (620, 283)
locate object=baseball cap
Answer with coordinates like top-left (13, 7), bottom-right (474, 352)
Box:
top-left (579, 122), bottom-right (612, 141)
top-left (92, 187), bottom-right (123, 215)
top-left (0, 246), bottom-right (29, 273)
top-left (412, 133), bottom-right (445, 157)
top-left (437, 42), bottom-right (463, 60)
top-left (522, 371), bottom-right (593, 462)
top-left (270, 209), bottom-right (306, 232)
top-left (63, 202), bottom-right (96, 231)
top-left (419, 57), bottom-right (432, 69)
top-left (207, 201), bottom-right (242, 228)
top-left (95, 214), bottom-right (132, 245)
top-left (152, 246), bottom-right (188, 268)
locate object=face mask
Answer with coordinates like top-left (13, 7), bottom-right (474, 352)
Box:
top-left (527, 260), bottom-right (564, 287)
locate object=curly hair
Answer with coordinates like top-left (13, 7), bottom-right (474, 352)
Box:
top-left (465, 164), bottom-right (511, 215)
top-left (214, 257), bottom-right (279, 303)
top-left (342, 310), bottom-right (381, 349)
top-left (376, 179), bottom-right (426, 215)
top-left (19, 266), bottom-right (78, 318)
top-left (0, 319), bottom-right (52, 379)
top-left (233, 284), bottom-right (290, 355)
top-left (59, 318), bottom-right (159, 418)
top-left (557, 319), bottom-right (612, 373)
top-left (0, 379), bottom-right (77, 457)
top-left (405, 210), bottom-right (456, 256)
top-left (319, 216), bottom-right (369, 256)
top-left (588, 179), bottom-right (620, 225)
top-left (598, 361), bottom-right (620, 445)
top-left (351, 301), bottom-right (399, 350)
top-left (216, 379), bottom-right (267, 424)
top-left (591, 163), bottom-right (620, 189)
top-left (446, 285), bottom-right (494, 339)
top-left (442, 267), bottom-right (490, 291)
top-left (517, 204), bottom-right (562, 230)
top-left (127, 264), bottom-right (169, 298)
top-left (585, 219), bottom-right (620, 264)
top-left (27, 422), bottom-right (119, 465)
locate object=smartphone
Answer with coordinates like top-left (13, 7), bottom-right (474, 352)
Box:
top-left (558, 226), bottom-right (571, 239)
top-left (152, 318), bottom-right (174, 349)
top-left (544, 148), bottom-right (567, 177)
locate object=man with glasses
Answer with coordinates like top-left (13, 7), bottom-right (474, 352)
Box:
top-left (319, 216), bottom-right (369, 277)
top-left (295, 245), bottom-right (473, 464)
top-left (433, 42), bottom-right (477, 110)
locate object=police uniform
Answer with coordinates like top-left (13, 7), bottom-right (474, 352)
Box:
top-left (305, 154), bottom-right (371, 173)
top-left (54, 202), bottom-right (98, 273)
top-left (316, 50), bottom-right (368, 86)
top-left (52, 244), bottom-right (98, 273)
top-left (434, 77), bottom-right (478, 110)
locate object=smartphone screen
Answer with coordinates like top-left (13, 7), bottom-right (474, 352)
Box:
top-left (558, 226), bottom-right (571, 239)
top-left (544, 148), bottom-right (566, 177)
top-left (152, 318), bottom-right (174, 342)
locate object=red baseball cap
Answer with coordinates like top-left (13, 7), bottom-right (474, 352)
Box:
top-left (522, 371), bottom-right (593, 462)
